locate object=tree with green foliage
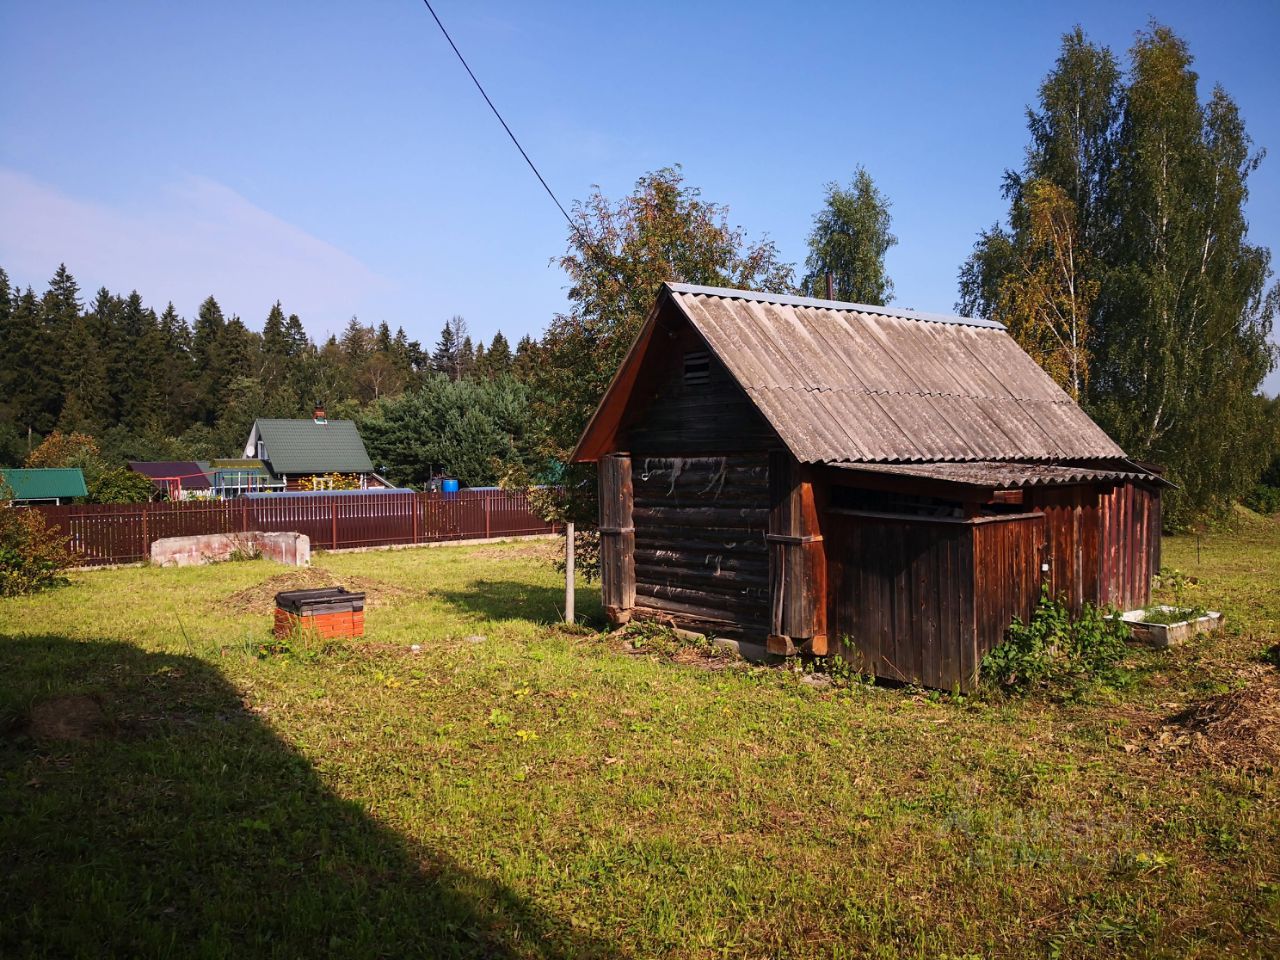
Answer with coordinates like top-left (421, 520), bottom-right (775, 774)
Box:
top-left (458, 336), bottom-right (475, 380)
top-left (1093, 26), bottom-right (1276, 522)
top-left (512, 335), bottom-right (538, 383)
top-left (432, 316), bottom-right (471, 381)
top-left (87, 468), bottom-right (157, 504)
top-left (156, 303), bottom-right (196, 433)
top-left (58, 288), bottom-right (114, 434)
top-left (261, 301), bottom-right (291, 390)
top-left (959, 179), bottom-right (1097, 399)
top-left (0, 481), bottom-right (74, 595)
top-left (521, 166), bottom-right (793, 564)
top-left (958, 24), bottom-right (1277, 524)
top-left (479, 330), bottom-right (513, 379)
top-left (339, 316), bottom-right (371, 365)
top-left (190, 296), bottom-right (226, 425)
top-left (536, 166), bottom-right (793, 463)
top-left (801, 168), bottom-right (897, 304)
top-left (0, 257), bottom-right (546, 491)
top-left (0, 268), bottom-right (16, 448)
top-left (114, 292), bottom-right (166, 432)
top-left (360, 374), bottom-right (542, 488)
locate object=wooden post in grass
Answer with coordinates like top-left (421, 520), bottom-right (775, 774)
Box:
top-left (565, 521), bottom-right (575, 623)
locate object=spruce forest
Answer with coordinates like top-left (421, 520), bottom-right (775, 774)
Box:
top-left (0, 268), bottom-right (546, 489)
top-left (1, 24), bottom-right (1277, 526)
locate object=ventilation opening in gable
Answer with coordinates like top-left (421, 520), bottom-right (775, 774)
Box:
top-left (684, 350), bottom-right (710, 385)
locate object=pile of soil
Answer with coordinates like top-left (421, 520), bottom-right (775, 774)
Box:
top-left (221, 566), bottom-right (411, 616)
top-left (1149, 670), bottom-right (1280, 771)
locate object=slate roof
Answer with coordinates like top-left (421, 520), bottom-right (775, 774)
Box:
top-left (1, 468), bottom-right (88, 501)
top-left (574, 283), bottom-right (1127, 464)
top-left (252, 419), bottom-right (375, 475)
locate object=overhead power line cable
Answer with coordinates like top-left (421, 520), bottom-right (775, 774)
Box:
top-left (418, 0), bottom-right (632, 302)
top-left (419, 0), bottom-right (577, 231)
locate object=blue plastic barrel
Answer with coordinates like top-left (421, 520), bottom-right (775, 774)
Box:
top-left (441, 478), bottom-right (460, 496)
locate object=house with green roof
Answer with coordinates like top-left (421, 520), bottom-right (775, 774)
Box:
top-left (242, 409), bottom-right (387, 491)
top-left (1, 468), bottom-right (88, 505)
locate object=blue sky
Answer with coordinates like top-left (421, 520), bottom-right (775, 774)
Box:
top-left (2, 1), bottom-right (1278, 392)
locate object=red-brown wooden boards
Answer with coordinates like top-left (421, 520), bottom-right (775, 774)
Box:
top-left (598, 453), bottom-right (636, 624)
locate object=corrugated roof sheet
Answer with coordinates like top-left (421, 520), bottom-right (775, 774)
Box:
top-left (831, 460), bottom-right (1154, 489)
top-left (667, 284), bottom-right (1125, 463)
top-left (1, 468), bottom-right (88, 500)
top-left (253, 420), bottom-right (375, 475)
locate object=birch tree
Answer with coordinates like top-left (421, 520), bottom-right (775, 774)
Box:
top-left (959, 24), bottom-right (1277, 523)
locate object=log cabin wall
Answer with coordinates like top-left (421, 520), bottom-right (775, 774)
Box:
top-left (611, 319), bottom-right (780, 638)
top-left (629, 455), bottom-right (770, 636)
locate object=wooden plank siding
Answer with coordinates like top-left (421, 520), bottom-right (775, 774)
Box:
top-left (766, 452), bottom-right (828, 652)
top-left (825, 510), bottom-right (1046, 691)
top-left (970, 512), bottom-right (1046, 680)
top-left (1026, 481), bottom-right (1159, 614)
top-left (598, 453), bottom-right (636, 623)
top-left (619, 317), bottom-right (780, 456)
top-left (1097, 481), bottom-right (1161, 610)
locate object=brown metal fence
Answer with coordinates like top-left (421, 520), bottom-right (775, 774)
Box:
top-left (25, 489), bottom-right (558, 567)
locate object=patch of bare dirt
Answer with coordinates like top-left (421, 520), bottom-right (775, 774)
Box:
top-left (27, 695), bottom-right (106, 740)
top-left (1144, 668), bottom-right (1280, 771)
top-left (221, 566), bottom-right (412, 615)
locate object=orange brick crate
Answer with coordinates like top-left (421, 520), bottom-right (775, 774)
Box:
top-left (274, 587), bottom-right (366, 640)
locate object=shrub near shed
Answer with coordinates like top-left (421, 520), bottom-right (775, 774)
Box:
top-left (0, 490), bottom-right (74, 596)
top-left (981, 589), bottom-right (1131, 692)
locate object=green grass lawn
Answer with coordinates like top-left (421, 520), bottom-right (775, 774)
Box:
top-left (1, 525), bottom-right (1278, 959)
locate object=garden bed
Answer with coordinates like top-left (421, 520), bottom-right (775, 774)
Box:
top-left (1118, 605), bottom-right (1222, 648)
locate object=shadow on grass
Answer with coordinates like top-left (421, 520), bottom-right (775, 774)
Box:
top-left (0, 634), bottom-right (618, 959)
top-left (436, 579), bottom-right (605, 629)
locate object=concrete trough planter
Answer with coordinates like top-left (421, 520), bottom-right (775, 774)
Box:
top-left (1117, 606), bottom-right (1222, 648)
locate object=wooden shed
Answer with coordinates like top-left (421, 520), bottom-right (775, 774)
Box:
top-left (572, 283), bottom-right (1166, 691)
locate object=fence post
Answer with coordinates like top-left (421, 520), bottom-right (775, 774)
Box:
top-left (565, 521), bottom-right (575, 624)
top-left (484, 493), bottom-right (491, 539)
top-left (241, 496), bottom-right (248, 533)
top-left (141, 502), bottom-right (149, 558)
top-left (331, 499), bottom-right (338, 549)
top-left (412, 493), bottom-right (419, 544)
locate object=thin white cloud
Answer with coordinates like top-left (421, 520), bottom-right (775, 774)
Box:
top-left (0, 168), bottom-right (386, 331)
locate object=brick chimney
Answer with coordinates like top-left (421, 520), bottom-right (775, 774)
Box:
top-left (313, 405), bottom-right (327, 424)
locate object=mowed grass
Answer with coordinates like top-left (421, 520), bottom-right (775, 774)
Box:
top-left (1, 525), bottom-right (1278, 959)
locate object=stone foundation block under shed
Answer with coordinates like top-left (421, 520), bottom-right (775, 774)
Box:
top-left (150, 532), bottom-right (310, 567)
